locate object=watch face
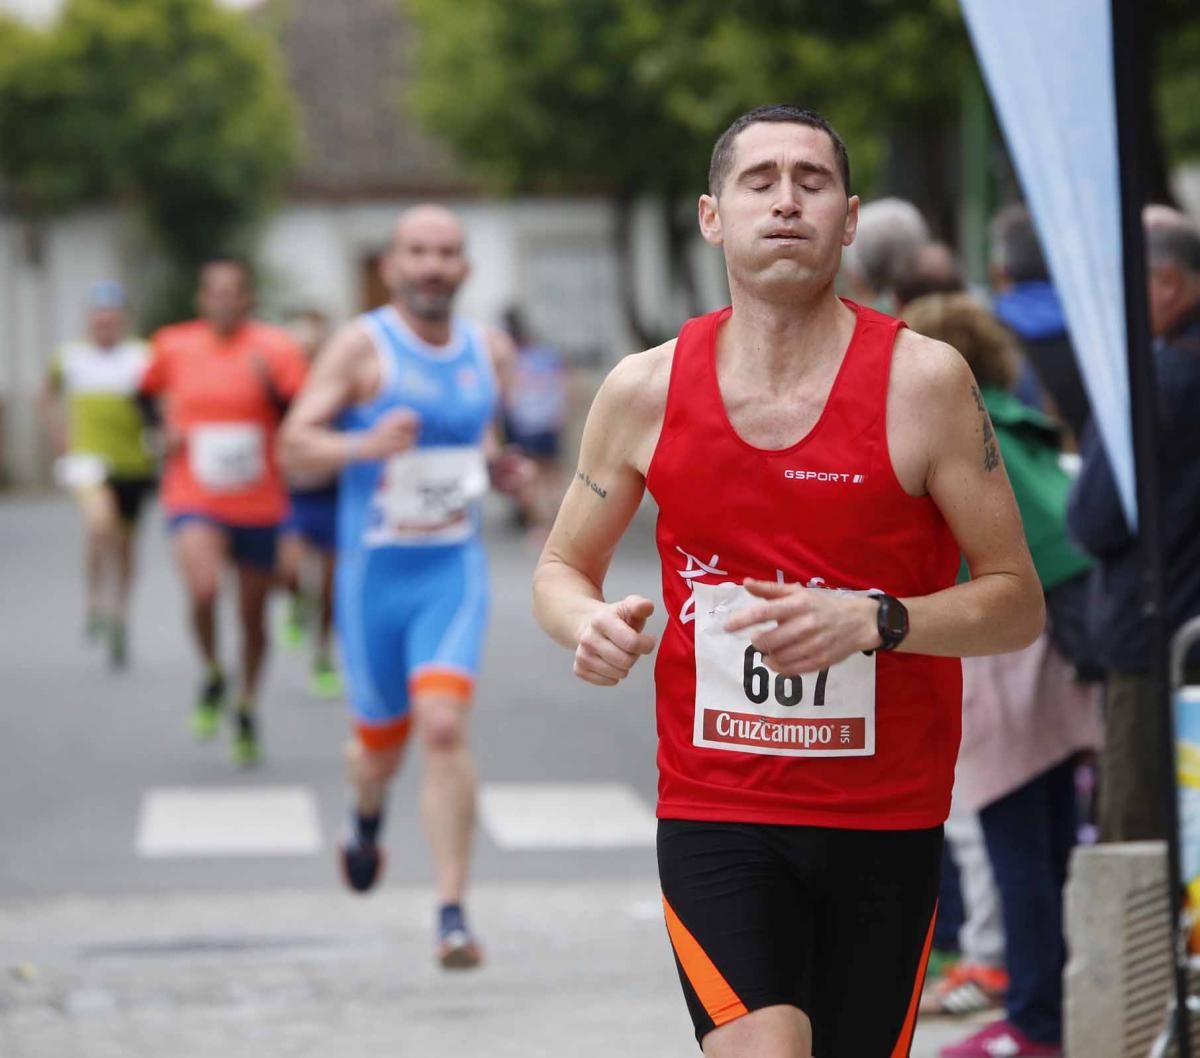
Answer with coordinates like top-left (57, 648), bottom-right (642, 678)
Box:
top-left (884, 605), bottom-right (908, 636)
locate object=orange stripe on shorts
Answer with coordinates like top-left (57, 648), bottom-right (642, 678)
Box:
top-left (410, 668), bottom-right (474, 701)
top-left (889, 901), bottom-right (939, 1058)
top-left (354, 715), bottom-right (413, 752)
top-left (663, 896), bottom-right (748, 1027)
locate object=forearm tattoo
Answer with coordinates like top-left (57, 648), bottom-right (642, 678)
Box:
top-left (970, 385), bottom-right (1001, 473)
top-left (576, 469), bottom-right (608, 499)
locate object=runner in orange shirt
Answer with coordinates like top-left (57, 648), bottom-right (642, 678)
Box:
top-left (141, 257), bottom-right (308, 765)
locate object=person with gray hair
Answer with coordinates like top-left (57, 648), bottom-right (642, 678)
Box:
top-left (841, 196), bottom-right (930, 309)
top-left (991, 204), bottom-right (1091, 444)
top-left (1067, 205), bottom-right (1200, 842)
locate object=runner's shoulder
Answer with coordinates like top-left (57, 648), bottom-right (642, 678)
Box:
top-left (890, 327), bottom-right (975, 411)
top-left (323, 316), bottom-right (377, 368)
top-left (150, 319), bottom-right (205, 355)
top-left (246, 319), bottom-right (296, 346)
top-left (246, 320), bottom-right (306, 363)
top-left (596, 339), bottom-right (676, 425)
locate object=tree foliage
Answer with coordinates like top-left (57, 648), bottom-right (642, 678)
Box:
top-left (403, 0), bottom-right (970, 201)
top-left (402, 0), bottom-right (972, 341)
top-left (0, 0), bottom-right (298, 318)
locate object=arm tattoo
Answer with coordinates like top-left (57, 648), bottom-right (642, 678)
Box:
top-left (576, 469), bottom-right (608, 499)
top-left (970, 385), bottom-right (1001, 472)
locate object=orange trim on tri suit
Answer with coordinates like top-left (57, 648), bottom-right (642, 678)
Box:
top-left (354, 715), bottom-right (413, 752)
top-left (662, 896), bottom-right (749, 1027)
top-left (410, 668), bottom-right (475, 702)
top-left (889, 901), bottom-right (939, 1058)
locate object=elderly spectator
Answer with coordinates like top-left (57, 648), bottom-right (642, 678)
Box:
top-left (841, 197), bottom-right (930, 310)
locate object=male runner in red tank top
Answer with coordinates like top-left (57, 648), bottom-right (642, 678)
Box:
top-left (533, 105), bottom-right (1044, 1058)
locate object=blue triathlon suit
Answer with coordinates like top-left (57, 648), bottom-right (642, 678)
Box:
top-left (336, 307), bottom-right (497, 748)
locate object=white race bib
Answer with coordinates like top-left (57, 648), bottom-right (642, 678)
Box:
top-left (365, 446), bottom-right (487, 546)
top-left (692, 582), bottom-right (876, 758)
top-left (189, 423), bottom-right (265, 492)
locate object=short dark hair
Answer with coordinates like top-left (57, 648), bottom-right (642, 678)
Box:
top-left (1147, 218), bottom-right (1200, 276)
top-left (709, 104), bottom-right (851, 198)
top-left (990, 204), bottom-right (1048, 283)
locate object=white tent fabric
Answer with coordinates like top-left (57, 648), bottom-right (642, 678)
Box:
top-left (961, 0), bottom-right (1138, 528)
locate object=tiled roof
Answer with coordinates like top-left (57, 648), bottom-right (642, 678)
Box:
top-left (278, 0), bottom-right (475, 198)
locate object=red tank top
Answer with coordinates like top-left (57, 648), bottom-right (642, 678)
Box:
top-left (645, 301), bottom-right (962, 830)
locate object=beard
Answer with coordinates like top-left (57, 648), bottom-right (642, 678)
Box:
top-left (401, 279), bottom-right (456, 321)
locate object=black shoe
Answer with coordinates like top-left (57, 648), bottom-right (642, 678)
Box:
top-left (340, 840), bottom-right (385, 893)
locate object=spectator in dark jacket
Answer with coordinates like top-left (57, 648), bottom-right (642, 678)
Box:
top-left (1067, 205), bottom-right (1200, 842)
top-left (991, 205), bottom-right (1092, 446)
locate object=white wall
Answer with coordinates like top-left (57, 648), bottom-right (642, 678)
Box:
top-left (256, 195), bottom-right (706, 365)
top-left (0, 194), bottom-right (718, 485)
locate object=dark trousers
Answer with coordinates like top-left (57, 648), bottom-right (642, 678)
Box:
top-left (979, 757), bottom-right (1078, 1045)
top-left (934, 847), bottom-right (965, 953)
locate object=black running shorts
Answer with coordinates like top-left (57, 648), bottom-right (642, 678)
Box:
top-left (657, 819), bottom-right (942, 1056)
top-left (107, 476), bottom-right (156, 527)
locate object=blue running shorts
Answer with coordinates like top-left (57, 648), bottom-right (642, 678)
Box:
top-left (336, 538), bottom-right (490, 750)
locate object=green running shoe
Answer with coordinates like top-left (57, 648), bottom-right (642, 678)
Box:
top-left (109, 621), bottom-right (128, 670)
top-left (310, 660), bottom-right (343, 699)
top-left (192, 671), bottom-right (225, 741)
top-left (85, 612), bottom-right (107, 644)
top-left (280, 597), bottom-right (307, 650)
top-left (232, 711), bottom-right (260, 767)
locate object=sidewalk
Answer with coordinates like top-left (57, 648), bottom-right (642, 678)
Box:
top-left (0, 880), bottom-right (983, 1058)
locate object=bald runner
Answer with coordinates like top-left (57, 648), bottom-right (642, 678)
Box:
top-left (280, 205), bottom-right (528, 969)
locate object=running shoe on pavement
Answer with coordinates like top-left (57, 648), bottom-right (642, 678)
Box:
top-left (192, 670), bottom-right (225, 740)
top-left (437, 904), bottom-right (482, 970)
top-left (281, 597), bottom-right (307, 650)
top-left (109, 620), bottom-right (128, 670)
top-left (85, 612), bottom-right (107, 644)
top-left (920, 962), bottom-right (1008, 1017)
top-left (310, 658), bottom-right (343, 699)
top-left (939, 1019), bottom-right (1061, 1057)
top-left (232, 710), bottom-right (260, 767)
top-left (340, 840), bottom-right (385, 893)
top-left (340, 811), bottom-right (385, 893)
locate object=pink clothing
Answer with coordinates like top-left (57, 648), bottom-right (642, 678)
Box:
top-left (955, 632), bottom-right (1102, 814)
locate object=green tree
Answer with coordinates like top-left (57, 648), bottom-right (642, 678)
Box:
top-left (1154, 1), bottom-right (1200, 171)
top-left (402, 0), bottom-right (971, 342)
top-left (0, 0), bottom-right (299, 323)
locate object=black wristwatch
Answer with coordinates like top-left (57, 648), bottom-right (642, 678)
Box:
top-left (873, 593), bottom-right (909, 652)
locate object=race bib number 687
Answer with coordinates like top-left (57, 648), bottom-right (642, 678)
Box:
top-left (692, 582), bottom-right (876, 758)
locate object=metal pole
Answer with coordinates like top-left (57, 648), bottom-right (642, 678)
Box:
top-left (1109, 1), bottom-right (1192, 1054)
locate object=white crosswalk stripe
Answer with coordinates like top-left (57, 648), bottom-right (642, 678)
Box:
top-left (135, 786), bottom-right (323, 858)
top-left (479, 782), bottom-right (658, 849)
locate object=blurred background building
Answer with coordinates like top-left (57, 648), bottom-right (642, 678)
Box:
top-left (2, 0), bottom-right (1199, 486)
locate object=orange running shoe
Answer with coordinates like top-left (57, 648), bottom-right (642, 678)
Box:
top-left (920, 962), bottom-right (1008, 1017)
